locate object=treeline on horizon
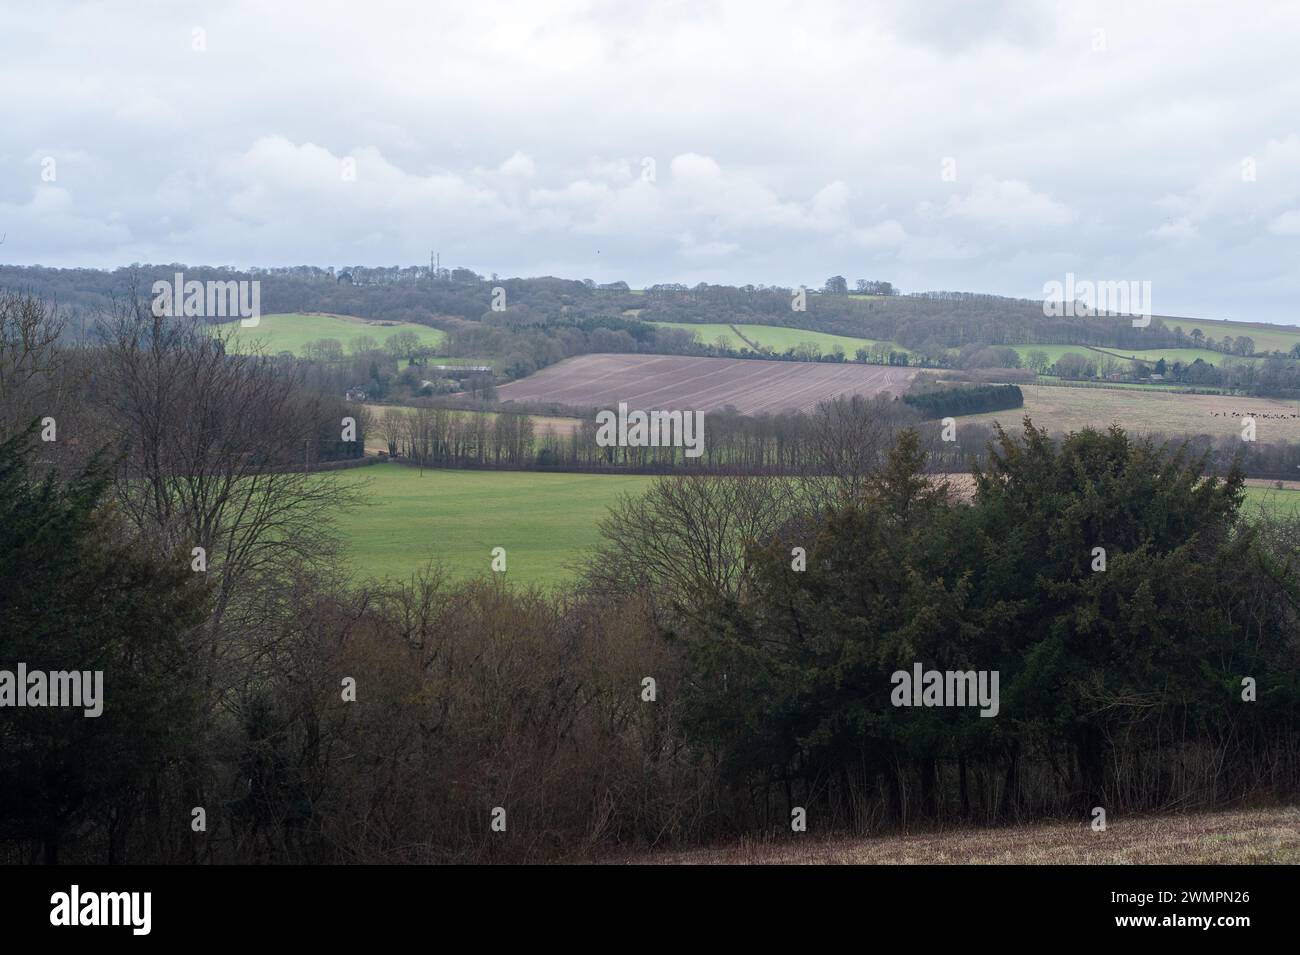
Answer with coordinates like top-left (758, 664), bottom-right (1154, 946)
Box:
top-left (7, 279), bottom-right (1300, 485)
top-left (8, 264), bottom-right (1299, 398)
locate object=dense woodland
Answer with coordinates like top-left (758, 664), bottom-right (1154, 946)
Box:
top-left (904, 384), bottom-right (1025, 419)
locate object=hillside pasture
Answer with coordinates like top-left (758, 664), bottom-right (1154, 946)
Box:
top-left (1094, 346), bottom-right (1267, 366)
top-left (1010, 344), bottom-right (1267, 369)
top-left (1161, 317), bottom-right (1300, 354)
top-left (649, 321), bottom-right (902, 356)
top-left (1009, 344), bottom-right (1104, 365)
top-left (217, 311), bottom-right (445, 358)
top-left (650, 321), bottom-right (749, 349)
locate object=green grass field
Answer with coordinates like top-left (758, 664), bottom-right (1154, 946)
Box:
top-left (218, 312), bottom-right (446, 358)
top-left (326, 463), bottom-right (1300, 590)
top-left (1243, 485), bottom-right (1300, 518)
top-left (649, 321), bottom-right (903, 356)
top-left (1009, 344), bottom-right (1103, 364)
top-left (1162, 318), bottom-right (1300, 355)
top-left (1094, 346), bottom-right (1266, 366)
top-left (332, 463), bottom-right (654, 588)
top-left (1035, 379), bottom-right (1215, 393)
top-left (1010, 344), bottom-right (1269, 369)
top-left (649, 322), bottom-right (748, 349)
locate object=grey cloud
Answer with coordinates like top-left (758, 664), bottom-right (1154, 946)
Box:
top-left (0, 1), bottom-right (1297, 321)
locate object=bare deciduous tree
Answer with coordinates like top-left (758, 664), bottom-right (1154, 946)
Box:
top-left (0, 292), bottom-right (67, 440)
top-left (582, 474), bottom-right (799, 618)
top-left (801, 393), bottom-right (916, 508)
top-left (99, 299), bottom-right (364, 705)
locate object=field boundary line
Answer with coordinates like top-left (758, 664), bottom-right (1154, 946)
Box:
top-left (728, 323), bottom-right (762, 351)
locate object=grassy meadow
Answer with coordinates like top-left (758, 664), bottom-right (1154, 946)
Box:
top-left (1009, 343), bottom-right (1274, 369)
top-left (1101, 346), bottom-right (1259, 365)
top-left (331, 463), bottom-right (654, 588)
top-left (1163, 317), bottom-right (1300, 354)
top-left (326, 461), bottom-right (1300, 590)
top-left (217, 311), bottom-right (446, 358)
top-left (649, 320), bottom-right (902, 355)
top-left (1244, 483), bottom-right (1300, 517)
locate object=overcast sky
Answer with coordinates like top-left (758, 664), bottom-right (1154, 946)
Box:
top-left (2, 0), bottom-right (1299, 322)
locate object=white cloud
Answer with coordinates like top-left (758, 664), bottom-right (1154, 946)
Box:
top-left (1270, 210), bottom-right (1300, 236)
top-left (936, 178), bottom-right (1075, 230)
top-left (0, 0), bottom-right (1298, 319)
top-left (1151, 217), bottom-right (1199, 241)
top-left (677, 234), bottom-right (739, 259)
top-left (852, 219), bottom-right (908, 250)
top-left (499, 151), bottom-right (536, 178)
top-left (0, 185), bottom-right (133, 255)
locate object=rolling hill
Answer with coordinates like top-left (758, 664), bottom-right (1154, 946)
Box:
top-left (649, 321), bottom-right (907, 356)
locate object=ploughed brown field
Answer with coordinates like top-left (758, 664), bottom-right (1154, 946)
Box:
top-left (494, 353), bottom-right (917, 414)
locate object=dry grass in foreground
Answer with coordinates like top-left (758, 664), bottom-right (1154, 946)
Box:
top-left (624, 806), bottom-right (1300, 865)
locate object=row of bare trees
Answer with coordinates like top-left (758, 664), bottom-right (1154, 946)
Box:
top-left (374, 393), bottom-right (943, 476)
top-left (379, 406), bottom-right (537, 467)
